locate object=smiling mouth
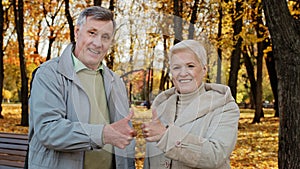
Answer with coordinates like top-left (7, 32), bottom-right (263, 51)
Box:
top-left (88, 48), bottom-right (100, 55)
top-left (179, 79), bottom-right (192, 83)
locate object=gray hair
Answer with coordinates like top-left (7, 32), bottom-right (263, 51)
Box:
top-left (169, 40), bottom-right (207, 66)
top-left (77, 6), bottom-right (116, 33)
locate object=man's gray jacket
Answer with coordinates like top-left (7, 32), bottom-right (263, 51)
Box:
top-left (28, 43), bottom-right (135, 169)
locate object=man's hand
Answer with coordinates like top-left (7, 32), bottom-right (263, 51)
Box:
top-left (141, 109), bottom-right (167, 142)
top-left (103, 111), bottom-right (137, 149)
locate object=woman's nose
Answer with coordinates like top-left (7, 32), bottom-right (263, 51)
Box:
top-left (179, 67), bottom-right (188, 75)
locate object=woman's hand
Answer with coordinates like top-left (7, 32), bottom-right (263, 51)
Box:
top-left (141, 109), bottom-right (167, 142)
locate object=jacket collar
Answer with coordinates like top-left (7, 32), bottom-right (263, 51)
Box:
top-left (57, 43), bottom-right (76, 81)
top-left (177, 83), bottom-right (234, 126)
top-left (154, 83), bottom-right (234, 127)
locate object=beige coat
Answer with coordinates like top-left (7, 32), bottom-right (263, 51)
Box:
top-left (143, 83), bottom-right (240, 169)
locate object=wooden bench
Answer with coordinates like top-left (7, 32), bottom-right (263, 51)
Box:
top-left (0, 132), bottom-right (28, 169)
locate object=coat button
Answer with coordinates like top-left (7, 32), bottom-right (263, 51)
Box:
top-left (164, 160), bottom-right (170, 168)
top-left (175, 140), bottom-right (181, 147)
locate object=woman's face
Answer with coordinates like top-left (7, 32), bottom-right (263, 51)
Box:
top-left (170, 49), bottom-right (207, 94)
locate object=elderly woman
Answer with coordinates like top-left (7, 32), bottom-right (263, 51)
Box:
top-left (141, 40), bottom-right (240, 169)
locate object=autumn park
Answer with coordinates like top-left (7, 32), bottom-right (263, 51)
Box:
top-left (0, 0), bottom-right (300, 169)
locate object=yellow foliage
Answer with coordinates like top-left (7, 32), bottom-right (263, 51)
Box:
top-left (0, 105), bottom-right (278, 168)
top-left (2, 89), bottom-right (12, 100)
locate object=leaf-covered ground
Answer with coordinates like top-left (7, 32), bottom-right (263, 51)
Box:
top-left (0, 104), bottom-right (278, 168)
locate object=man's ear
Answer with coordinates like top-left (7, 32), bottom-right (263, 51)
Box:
top-left (110, 38), bottom-right (116, 46)
top-left (74, 26), bottom-right (80, 40)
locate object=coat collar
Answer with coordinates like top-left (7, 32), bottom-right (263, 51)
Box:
top-left (57, 43), bottom-right (75, 81)
top-left (154, 83), bottom-right (234, 127)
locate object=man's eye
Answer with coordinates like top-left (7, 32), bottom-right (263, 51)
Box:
top-left (188, 65), bottom-right (195, 68)
top-left (89, 31), bottom-right (96, 35)
top-left (102, 35), bottom-right (110, 40)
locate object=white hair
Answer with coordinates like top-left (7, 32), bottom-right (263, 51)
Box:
top-left (169, 40), bottom-right (207, 66)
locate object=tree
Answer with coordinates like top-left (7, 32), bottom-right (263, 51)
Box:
top-left (216, 0), bottom-right (223, 84)
top-left (13, 0), bottom-right (29, 126)
top-left (188, 0), bottom-right (199, 39)
top-left (94, 0), bottom-right (102, 6)
top-left (173, 0), bottom-right (183, 44)
top-left (264, 39), bottom-right (279, 117)
top-left (227, 0), bottom-right (243, 99)
top-left (243, 45), bottom-right (257, 109)
top-left (252, 2), bottom-right (264, 123)
top-left (159, 35), bottom-right (170, 92)
top-left (262, 0), bottom-right (300, 168)
top-left (42, 1), bottom-right (67, 60)
top-left (0, 0), bottom-right (4, 118)
top-left (108, 0), bottom-right (114, 11)
top-left (64, 0), bottom-right (75, 42)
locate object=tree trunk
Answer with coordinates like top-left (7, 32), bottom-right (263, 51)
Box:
top-left (253, 3), bottom-right (265, 123)
top-left (159, 36), bottom-right (167, 92)
top-left (14, 0), bottom-right (29, 126)
top-left (173, 0), bottom-right (183, 44)
top-left (188, 0), bottom-right (199, 39)
top-left (109, 0), bottom-right (114, 11)
top-left (0, 0), bottom-right (4, 118)
top-left (34, 20), bottom-right (42, 55)
top-left (264, 39), bottom-right (279, 117)
top-left (146, 66), bottom-right (152, 103)
top-left (263, 0), bottom-right (300, 168)
top-left (46, 33), bottom-right (56, 61)
top-left (216, 1), bottom-right (223, 84)
top-left (243, 46), bottom-right (257, 109)
top-left (94, 0), bottom-right (102, 6)
top-left (106, 0), bottom-right (115, 69)
top-left (65, 0), bottom-right (75, 42)
top-left (228, 0), bottom-right (243, 99)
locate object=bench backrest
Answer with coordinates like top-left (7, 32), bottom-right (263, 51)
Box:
top-left (0, 132), bottom-right (28, 169)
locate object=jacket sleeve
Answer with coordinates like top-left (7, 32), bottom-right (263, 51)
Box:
top-left (29, 67), bottom-right (104, 152)
top-left (156, 101), bottom-right (240, 168)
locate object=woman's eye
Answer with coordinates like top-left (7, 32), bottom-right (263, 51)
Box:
top-left (188, 65), bottom-right (195, 68)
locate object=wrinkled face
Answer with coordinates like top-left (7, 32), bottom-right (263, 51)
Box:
top-left (74, 16), bottom-right (114, 70)
top-left (170, 49), bottom-right (207, 94)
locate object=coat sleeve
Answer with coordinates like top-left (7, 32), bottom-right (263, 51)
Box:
top-left (156, 101), bottom-right (240, 168)
top-left (30, 67), bottom-right (104, 152)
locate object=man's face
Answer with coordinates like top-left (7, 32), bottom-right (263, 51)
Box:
top-left (74, 16), bottom-right (114, 70)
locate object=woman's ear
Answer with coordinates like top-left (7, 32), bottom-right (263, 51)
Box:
top-left (203, 66), bottom-right (207, 74)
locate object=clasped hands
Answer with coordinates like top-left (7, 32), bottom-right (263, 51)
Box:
top-left (103, 109), bottom-right (166, 149)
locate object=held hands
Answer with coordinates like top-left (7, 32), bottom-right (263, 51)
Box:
top-left (103, 111), bottom-right (137, 149)
top-left (141, 109), bottom-right (167, 142)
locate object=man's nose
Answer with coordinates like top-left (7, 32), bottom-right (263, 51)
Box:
top-left (92, 36), bottom-right (102, 46)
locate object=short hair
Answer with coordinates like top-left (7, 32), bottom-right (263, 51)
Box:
top-left (169, 40), bottom-right (207, 66)
top-left (77, 6), bottom-right (116, 33)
